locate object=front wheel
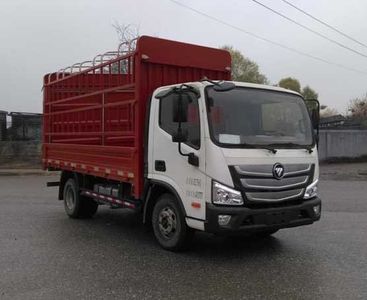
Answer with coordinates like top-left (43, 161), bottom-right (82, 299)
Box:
top-left (152, 194), bottom-right (194, 251)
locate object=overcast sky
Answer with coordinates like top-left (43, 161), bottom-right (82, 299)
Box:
top-left (0, 0), bottom-right (366, 113)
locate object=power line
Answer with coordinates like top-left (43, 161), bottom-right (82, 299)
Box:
top-left (281, 0), bottom-right (367, 49)
top-left (250, 0), bottom-right (367, 59)
top-left (167, 0), bottom-right (367, 75)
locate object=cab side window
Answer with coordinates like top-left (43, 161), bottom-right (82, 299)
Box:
top-left (159, 93), bottom-right (201, 149)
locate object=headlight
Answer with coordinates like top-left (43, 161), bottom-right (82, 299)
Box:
top-left (212, 181), bottom-right (243, 205)
top-left (304, 179), bottom-right (318, 199)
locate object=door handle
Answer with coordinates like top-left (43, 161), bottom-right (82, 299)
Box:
top-left (155, 160), bottom-right (166, 172)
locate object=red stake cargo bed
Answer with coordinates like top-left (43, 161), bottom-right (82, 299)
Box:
top-left (43, 36), bottom-right (231, 198)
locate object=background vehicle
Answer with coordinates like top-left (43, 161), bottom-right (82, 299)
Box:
top-left (43, 36), bottom-right (321, 251)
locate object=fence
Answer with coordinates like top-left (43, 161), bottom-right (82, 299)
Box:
top-left (0, 140), bottom-right (41, 167)
top-left (0, 111), bottom-right (42, 141)
top-left (318, 130), bottom-right (367, 161)
top-left (3, 121), bottom-right (42, 141)
top-left (1, 122), bottom-right (42, 141)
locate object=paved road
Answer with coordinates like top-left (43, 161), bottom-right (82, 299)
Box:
top-left (0, 175), bottom-right (366, 300)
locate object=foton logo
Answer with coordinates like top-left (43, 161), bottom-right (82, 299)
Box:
top-left (272, 163), bottom-right (285, 180)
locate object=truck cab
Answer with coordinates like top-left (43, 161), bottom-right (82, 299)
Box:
top-left (147, 80), bottom-right (321, 247)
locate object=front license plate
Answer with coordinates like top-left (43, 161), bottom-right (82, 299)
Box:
top-left (264, 211), bottom-right (295, 225)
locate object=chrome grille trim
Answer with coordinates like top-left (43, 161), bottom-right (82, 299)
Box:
top-left (235, 164), bottom-right (311, 178)
top-left (246, 189), bottom-right (304, 202)
top-left (241, 176), bottom-right (308, 191)
top-left (234, 168), bottom-right (273, 178)
top-left (285, 167), bottom-right (312, 177)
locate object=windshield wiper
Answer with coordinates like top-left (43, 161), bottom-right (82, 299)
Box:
top-left (260, 145), bottom-right (277, 154)
top-left (267, 143), bottom-right (313, 153)
top-left (242, 143), bottom-right (277, 154)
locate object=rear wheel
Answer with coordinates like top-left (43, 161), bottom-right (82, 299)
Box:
top-left (80, 197), bottom-right (98, 218)
top-left (63, 178), bottom-right (98, 218)
top-left (152, 193), bottom-right (194, 251)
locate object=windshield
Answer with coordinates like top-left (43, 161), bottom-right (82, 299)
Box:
top-left (205, 86), bottom-right (313, 148)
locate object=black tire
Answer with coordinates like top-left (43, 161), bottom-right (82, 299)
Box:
top-left (152, 193), bottom-right (194, 251)
top-left (80, 197), bottom-right (98, 218)
top-left (63, 178), bottom-right (98, 218)
top-left (254, 229), bottom-right (279, 238)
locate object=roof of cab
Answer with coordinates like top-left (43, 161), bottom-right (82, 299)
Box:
top-left (206, 81), bottom-right (302, 97)
top-left (155, 80), bottom-right (303, 98)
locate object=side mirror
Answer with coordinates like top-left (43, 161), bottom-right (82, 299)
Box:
top-left (305, 99), bottom-right (320, 130)
top-left (311, 110), bottom-right (320, 129)
top-left (172, 94), bottom-right (190, 123)
top-left (305, 99), bottom-right (320, 145)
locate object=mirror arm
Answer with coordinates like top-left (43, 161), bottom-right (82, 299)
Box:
top-left (177, 142), bottom-right (199, 167)
top-left (178, 142), bottom-right (189, 157)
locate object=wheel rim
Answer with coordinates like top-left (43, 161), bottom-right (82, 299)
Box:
top-left (158, 207), bottom-right (177, 239)
top-left (65, 186), bottom-right (75, 210)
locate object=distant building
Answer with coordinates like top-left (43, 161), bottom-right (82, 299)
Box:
top-left (320, 115), bottom-right (346, 129)
top-left (7, 112), bottom-right (42, 140)
top-left (320, 114), bottom-right (367, 129)
top-left (0, 110), bottom-right (7, 141)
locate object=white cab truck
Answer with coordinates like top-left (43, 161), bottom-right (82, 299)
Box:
top-left (43, 36), bottom-right (321, 251)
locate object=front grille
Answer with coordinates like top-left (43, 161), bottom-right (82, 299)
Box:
top-left (234, 164), bottom-right (312, 178)
top-left (241, 176), bottom-right (308, 191)
top-left (230, 164), bottom-right (314, 204)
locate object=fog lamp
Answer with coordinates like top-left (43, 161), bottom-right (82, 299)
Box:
top-left (313, 204), bottom-right (321, 216)
top-left (218, 215), bottom-right (232, 226)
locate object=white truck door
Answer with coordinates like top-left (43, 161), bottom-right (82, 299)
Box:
top-left (149, 89), bottom-right (206, 227)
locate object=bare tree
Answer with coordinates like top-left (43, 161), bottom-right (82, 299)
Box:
top-left (113, 22), bottom-right (139, 50)
top-left (320, 107), bottom-right (338, 118)
top-left (110, 23), bottom-right (139, 73)
top-left (348, 93), bottom-right (367, 119)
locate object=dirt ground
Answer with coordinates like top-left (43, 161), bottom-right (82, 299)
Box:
top-left (320, 162), bottom-right (367, 181)
top-left (1, 173), bottom-right (367, 299)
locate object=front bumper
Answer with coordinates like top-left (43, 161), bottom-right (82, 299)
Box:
top-left (205, 197), bottom-right (321, 234)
